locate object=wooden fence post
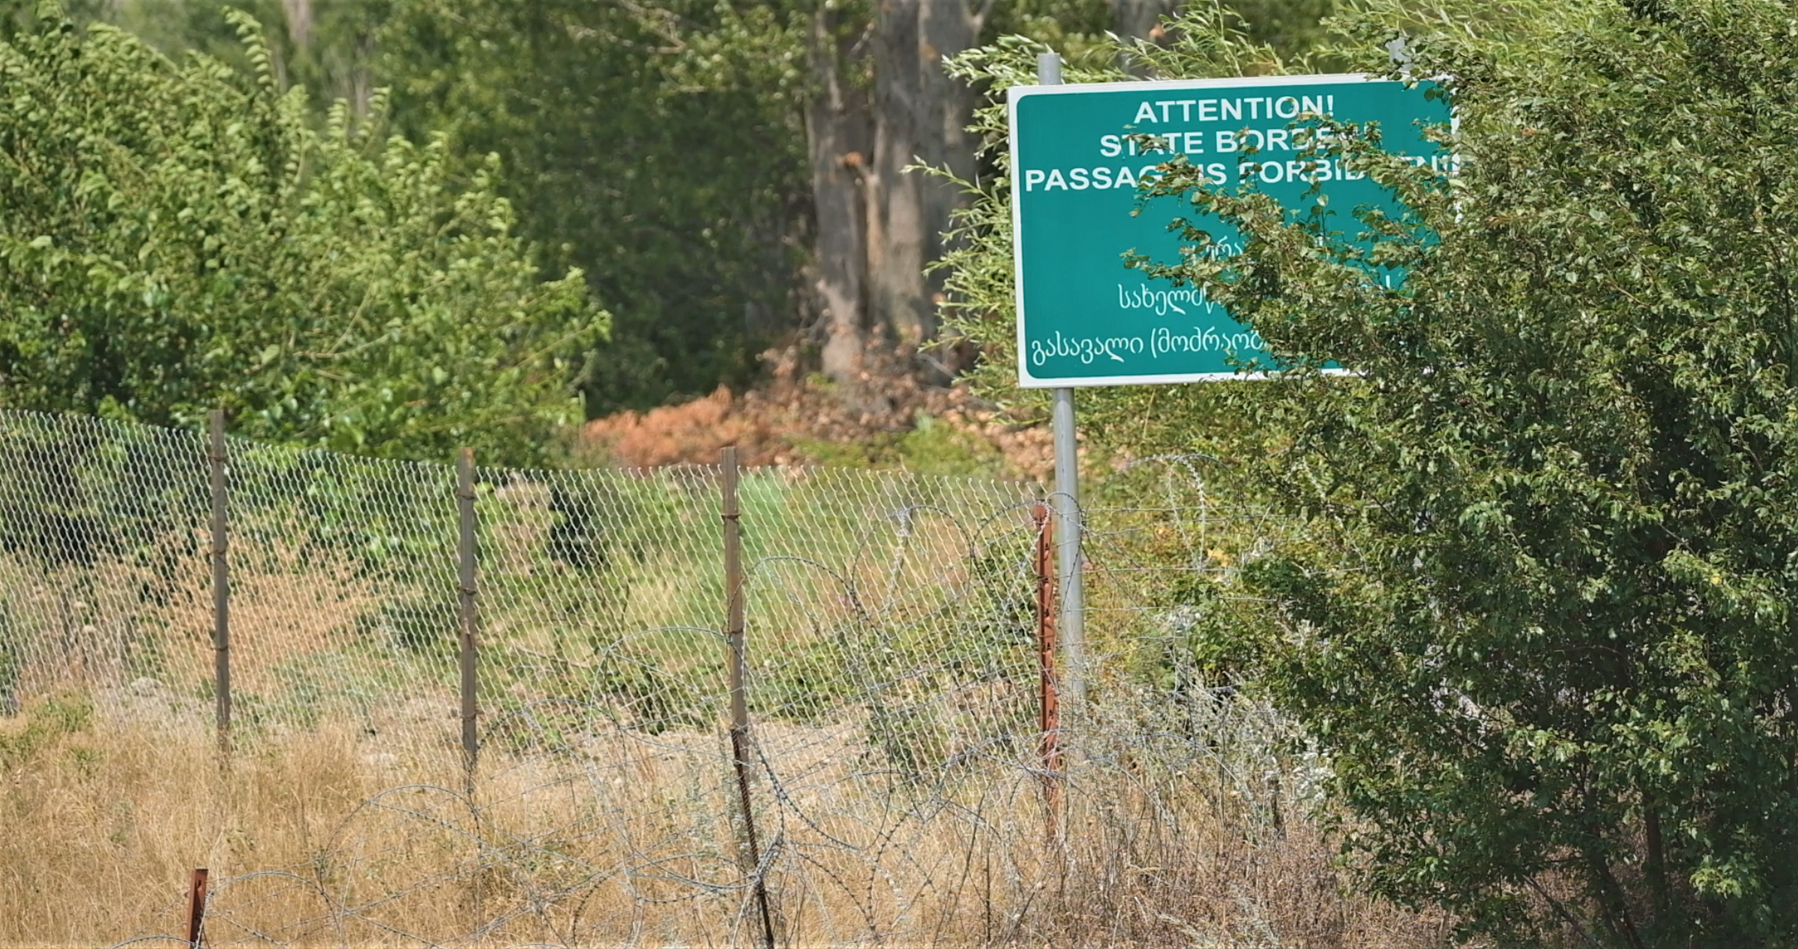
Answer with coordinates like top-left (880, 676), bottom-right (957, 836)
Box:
top-left (207, 411), bottom-right (230, 757)
top-left (455, 449), bottom-right (480, 783)
top-left (722, 447), bottom-right (776, 949)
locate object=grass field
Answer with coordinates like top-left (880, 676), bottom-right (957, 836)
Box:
top-left (0, 689), bottom-right (1454, 948)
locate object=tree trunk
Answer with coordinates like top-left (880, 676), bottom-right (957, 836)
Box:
top-left (281, 0), bottom-right (314, 49)
top-left (1111, 0), bottom-right (1177, 75)
top-left (806, 4), bottom-right (874, 386)
top-left (807, 0), bottom-right (984, 386)
top-left (868, 0), bottom-right (929, 347)
top-left (867, 0), bottom-right (983, 362)
top-left (918, 0), bottom-right (982, 377)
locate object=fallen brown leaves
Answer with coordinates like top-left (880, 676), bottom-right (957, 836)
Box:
top-left (579, 345), bottom-right (1054, 479)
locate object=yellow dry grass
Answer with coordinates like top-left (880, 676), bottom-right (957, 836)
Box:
top-left (0, 693), bottom-right (1453, 949)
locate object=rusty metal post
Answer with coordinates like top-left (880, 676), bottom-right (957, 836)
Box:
top-left (207, 411), bottom-right (231, 757)
top-left (185, 867), bottom-right (209, 947)
top-left (455, 449), bottom-right (480, 783)
top-left (722, 447), bottom-right (776, 949)
top-left (1033, 504), bottom-right (1063, 842)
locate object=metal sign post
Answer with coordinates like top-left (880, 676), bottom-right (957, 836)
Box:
top-left (1039, 53), bottom-right (1088, 711)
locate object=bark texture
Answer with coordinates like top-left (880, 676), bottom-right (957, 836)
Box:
top-left (806, 4), bottom-right (875, 385)
top-left (1111, 0), bottom-right (1178, 74)
top-left (806, 0), bottom-right (986, 387)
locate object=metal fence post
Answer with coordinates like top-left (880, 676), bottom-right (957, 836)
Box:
top-left (455, 449), bottom-right (480, 782)
top-left (207, 410), bottom-right (231, 756)
top-left (721, 447), bottom-right (776, 949)
top-left (185, 867), bottom-right (209, 948)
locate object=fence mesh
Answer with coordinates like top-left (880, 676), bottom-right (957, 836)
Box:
top-left (0, 410), bottom-right (1427, 949)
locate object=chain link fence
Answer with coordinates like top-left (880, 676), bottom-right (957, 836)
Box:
top-left (0, 410), bottom-right (1428, 948)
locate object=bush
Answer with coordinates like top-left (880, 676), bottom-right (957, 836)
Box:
top-left (0, 8), bottom-right (607, 465)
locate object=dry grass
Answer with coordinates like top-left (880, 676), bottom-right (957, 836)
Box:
top-left (0, 692), bottom-right (1454, 949)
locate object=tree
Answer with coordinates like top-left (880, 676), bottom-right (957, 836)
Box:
top-left (948, 0), bottom-right (1798, 941)
top-left (795, 0), bottom-right (998, 387)
top-left (98, 0), bottom-right (1123, 409)
top-left (105, 0), bottom-right (386, 114)
top-left (372, 0), bottom-right (809, 415)
top-left (801, 0), bottom-right (1114, 388)
top-left (1159, 0), bottom-right (1798, 942)
top-left (0, 9), bottom-right (606, 464)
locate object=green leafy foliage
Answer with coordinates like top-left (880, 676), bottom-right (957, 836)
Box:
top-left (373, 0), bottom-right (808, 415)
top-left (101, 0), bottom-right (384, 108)
top-left (1135, 0), bottom-right (1798, 943)
top-left (77, 0), bottom-right (1137, 421)
top-left (949, 0), bottom-right (1798, 942)
top-left (793, 412), bottom-right (1009, 475)
top-left (0, 11), bottom-right (606, 464)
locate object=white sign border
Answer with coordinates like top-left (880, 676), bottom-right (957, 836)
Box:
top-left (1008, 72), bottom-right (1406, 389)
